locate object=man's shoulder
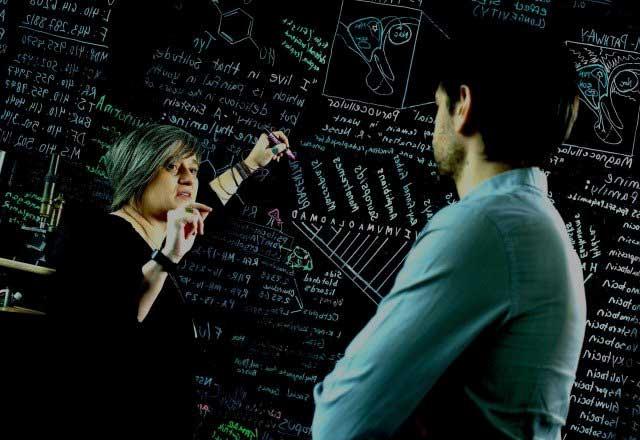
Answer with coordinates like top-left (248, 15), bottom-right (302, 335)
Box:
top-left (418, 201), bottom-right (500, 241)
top-left (412, 202), bottom-right (507, 265)
top-left (446, 189), bottom-right (563, 240)
top-left (454, 190), bottom-right (578, 278)
top-left (389, 196), bottom-right (513, 310)
top-left (408, 188), bottom-right (565, 277)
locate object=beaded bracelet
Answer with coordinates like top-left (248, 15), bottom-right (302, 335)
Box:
top-left (242, 160), bottom-right (258, 174)
top-left (239, 155), bottom-right (259, 174)
top-left (216, 177), bottom-right (235, 196)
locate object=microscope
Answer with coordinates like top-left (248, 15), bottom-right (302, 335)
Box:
top-left (20, 153), bottom-right (65, 266)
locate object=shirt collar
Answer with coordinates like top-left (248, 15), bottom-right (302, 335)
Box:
top-left (461, 166), bottom-right (548, 201)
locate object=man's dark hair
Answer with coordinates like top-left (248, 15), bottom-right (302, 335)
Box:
top-left (433, 33), bottom-right (578, 168)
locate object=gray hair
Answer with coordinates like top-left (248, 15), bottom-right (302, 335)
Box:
top-left (105, 123), bottom-right (202, 211)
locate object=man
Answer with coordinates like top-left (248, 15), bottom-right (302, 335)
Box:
top-left (312, 34), bottom-right (587, 439)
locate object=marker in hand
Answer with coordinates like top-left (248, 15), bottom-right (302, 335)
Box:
top-left (266, 131), bottom-right (296, 160)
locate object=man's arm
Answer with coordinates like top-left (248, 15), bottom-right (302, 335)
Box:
top-left (312, 209), bottom-right (513, 440)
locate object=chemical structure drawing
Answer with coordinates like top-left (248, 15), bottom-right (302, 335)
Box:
top-left (218, 8), bottom-right (254, 45)
top-left (207, 0), bottom-right (276, 64)
top-left (208, 1), bottom-right (259, 49)
top-left (565, 41), bottom-right (640, 157)
top-left (198, 146), bottom-right (238, 178)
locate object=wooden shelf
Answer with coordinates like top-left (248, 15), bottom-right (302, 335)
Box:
top-left (0, 257), bottom-right (55, 275)
top-left (0, 306), bottom-right (45, 315)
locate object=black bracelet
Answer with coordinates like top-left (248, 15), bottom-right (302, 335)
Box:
top-left (150, 249), bottom-right (178, 273)
top-left (230, 165), bottom-right (240, 187)
top-left (233, 162), bottom-right (249, 180)
top-left (234, 162), bottom-right (248, 180)
top-left (239, 154), bottom-right (258, 174)
top-left (233, 162), bottom-right (247, 180)
top-left (239, 160), bottom-right (255, 176)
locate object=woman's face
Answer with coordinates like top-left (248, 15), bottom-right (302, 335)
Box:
top-left (140, 151), bottom-right (199, 218)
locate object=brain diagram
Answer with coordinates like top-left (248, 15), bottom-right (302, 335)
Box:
top-left (568, 42), bottom-right (640, 155)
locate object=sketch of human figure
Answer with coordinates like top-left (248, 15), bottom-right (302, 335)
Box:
top-left (336, 15), bottom-right (419, 96)
top-left (323, 0), bottom-right (450, 108)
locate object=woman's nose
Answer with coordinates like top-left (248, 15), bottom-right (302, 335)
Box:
top-left (179, 168), bottom-right (195, 183)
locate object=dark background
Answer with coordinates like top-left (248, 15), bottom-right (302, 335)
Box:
top-left (1, 0), bottom-right (639, 439)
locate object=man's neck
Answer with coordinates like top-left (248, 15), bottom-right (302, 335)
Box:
top-left (454, 151), bottom-right (512, 199)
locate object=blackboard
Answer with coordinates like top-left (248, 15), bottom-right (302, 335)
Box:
top-left (0, 0), bottom-right (639, 439)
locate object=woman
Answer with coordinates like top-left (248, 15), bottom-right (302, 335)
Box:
top-left (47, 124), bottom-right (291, 440)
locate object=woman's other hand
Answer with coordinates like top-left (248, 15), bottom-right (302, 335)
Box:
top-left (244, 131), bottom-right (291, 169)
top-left (162, 203), bottom-right (212, 262)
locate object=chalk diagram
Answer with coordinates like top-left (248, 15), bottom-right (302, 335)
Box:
top-left (199, 146), bottom-right (241, 181)
top-left (206, 0), bottom-right (275, 64)
top-left (565, 41), bottom-right (640, 157)
top-left (285, 246), bottom-right (314, 272)
top-left (207, 0), bottom-right (256, 47)
top-left (323, 0), bottom-right (449, 108)
top-left (337, 15), bottom-right (420, 96)
top-left (292, 221), bottom-right (411, 304)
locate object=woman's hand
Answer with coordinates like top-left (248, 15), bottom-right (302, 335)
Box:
top-left (162, 203), bottom-right (212, 263)
top-left (244, 131), bottom-right (291, 170)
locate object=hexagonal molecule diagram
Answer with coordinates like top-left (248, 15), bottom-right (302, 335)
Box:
top-left (218, 8), bottom-right (253, 45)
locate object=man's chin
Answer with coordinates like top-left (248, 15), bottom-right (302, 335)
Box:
top-left (435, 162), bottom-right (452, 177)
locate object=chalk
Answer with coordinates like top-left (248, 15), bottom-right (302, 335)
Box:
top-left (266, 131), bottom-right (296, 160)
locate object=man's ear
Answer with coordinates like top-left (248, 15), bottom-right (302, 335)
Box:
top-left (454, 85), bottom-right (474, 135)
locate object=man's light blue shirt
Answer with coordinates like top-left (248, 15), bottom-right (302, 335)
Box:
top-left (312, 167), bottom-right (587, 439)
